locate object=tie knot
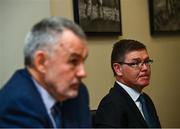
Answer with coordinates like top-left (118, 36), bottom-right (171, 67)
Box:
top-left (52, 102), bottom-right (61, 112)
top-left (138, 94), bottom-right (146, 103)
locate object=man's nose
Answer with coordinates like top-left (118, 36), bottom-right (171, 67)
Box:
top-left (141, 63), bottom-right (149, 70)
top-left (77, 63), bottom-right (87, 78)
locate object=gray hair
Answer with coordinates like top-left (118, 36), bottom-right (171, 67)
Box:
top-left (24, 16), bottom-right (86, 66)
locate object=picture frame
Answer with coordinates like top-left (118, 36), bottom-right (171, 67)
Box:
top-left (73, 0), bottom-right (122, 36)
top-left (149, 0), bottom-right (180, 35)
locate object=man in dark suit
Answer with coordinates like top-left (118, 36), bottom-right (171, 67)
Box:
top-left (0, 17), bottom-right (91, 128)
top-left (95, 39), bottom-right (161, 128)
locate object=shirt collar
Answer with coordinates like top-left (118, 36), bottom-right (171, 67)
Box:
top-left (32, 78), bottom-right (56, 110)
top-left (116, 81), bottom-right (141, 102)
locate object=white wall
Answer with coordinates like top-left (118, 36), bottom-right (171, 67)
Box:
top-left (0, 0), bottom-right (50, 86)
top-left (0, 3), bottom-right (3, 85)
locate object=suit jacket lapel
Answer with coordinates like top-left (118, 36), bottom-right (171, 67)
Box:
top-left (22, 69), bottom-right (54, 127)
top-left (113, 82), bottom-right (148, 127)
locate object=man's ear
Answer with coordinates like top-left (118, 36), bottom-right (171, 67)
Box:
top-left (33, 51), bottom-right (48, 74)
top-left (113, 63), bottom-right (123, 76)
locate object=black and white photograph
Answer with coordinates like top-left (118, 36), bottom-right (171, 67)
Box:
top-left (149, 0), bottom-right (180, 35)
top-left (73, 0), bottom-right (122, 35)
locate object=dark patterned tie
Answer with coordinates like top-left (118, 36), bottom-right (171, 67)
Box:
top-left (138, 94), bottom-right (153, 127)
top-left (51, 102), bottom-right (62, 128)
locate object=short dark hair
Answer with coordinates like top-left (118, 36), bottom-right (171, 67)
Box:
top-left (111, 39), bottom-right (147, 75)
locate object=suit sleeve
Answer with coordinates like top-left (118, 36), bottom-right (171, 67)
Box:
top-left (95, 97), bottom-right (127, 127)
top-left (0, 98), bottom-right (51, 128)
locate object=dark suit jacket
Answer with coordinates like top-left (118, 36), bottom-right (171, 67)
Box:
top-left (95, 82), bottom-right (161, 128)
top-left (0, 69), bottom-right (91, 128)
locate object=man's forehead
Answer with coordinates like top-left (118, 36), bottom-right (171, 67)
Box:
top-left (126, 49), bottom-right (148, 55)
top-left (125, 50), bottom-right (149, 58)
top-left (59, 41), bottom-right (88, 59)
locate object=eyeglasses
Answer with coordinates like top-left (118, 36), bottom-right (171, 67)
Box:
top-left (116, 59), bottom-right (153, 69)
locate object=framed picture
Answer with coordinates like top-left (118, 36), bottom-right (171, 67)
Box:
top-left (73, 0), bottom-right (122, 36)
top-left (149, 0), bottom-right (180, 35)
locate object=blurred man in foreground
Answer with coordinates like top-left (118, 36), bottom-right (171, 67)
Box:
top-left (0, 17), bottom-right (91, 128)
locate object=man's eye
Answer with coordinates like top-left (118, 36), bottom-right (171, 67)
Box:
top-left (68, 58), bottom-right (79, 66)
top-left (130, 62), bottom-right (139, 66)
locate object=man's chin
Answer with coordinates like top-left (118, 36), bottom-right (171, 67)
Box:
top-left (138, 79), bottom-right (150, 86)
top-left (140, 83), bottom-right (149, 88)
top-left (67, 90), bottom-right (79, 99)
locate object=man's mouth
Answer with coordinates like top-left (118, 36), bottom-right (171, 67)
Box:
top-left (71, 83), bottom-right (80, 90)
top-left (139, 74), bottom-right (149, 79)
